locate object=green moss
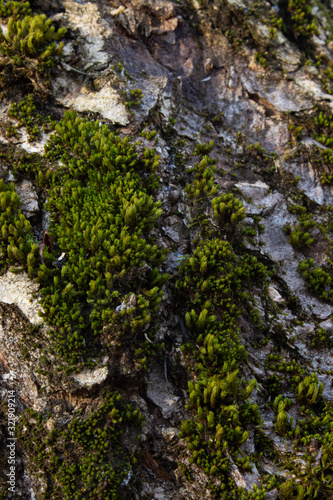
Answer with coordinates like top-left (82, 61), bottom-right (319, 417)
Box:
top-left (0, 110), bottom-right (167, 372)
top-left (254, 51), bottom-right (267, 68)
top-left (195, 140), bottom-right (215, 156)
top-left (284, 222), bottom-right (315, 250)
top-left (211, 193), bottom-right (246, 226)
top-left (0, 3), bottom-right (66, 90)
top-left (287, 0), bottom-right (318, 37)
top-left (0, 0), bottom-right (31, 20)
top-left (122, 88), bottom-right (143, 110)
top-left (7, 94), bottom-right (48, 141)
top-left (298, 258), bottom-right (333, 302)
top-left (309, 326), bottom-right (332, 348)
top-left (17, 392), bottom-right (143, 500)
top-left (10, 150), bottom-right (49, 185)
top-left (265, 352), bottom-right (305, 391)
top-left (176, 184), bottom-right (269, 496)
top-left (0, 11), bottom-right (66, 71)
top-left (185, 155), bottom-right (217, 201)
top-left (297, 373), bottom-right (323, 406)
top-left (269, 0), bottom-right (317, 40)
top-left (0, 178), bottom-right (37, 273)
top-left (31, 111), bottom-right (168, 370)
top-left (272, 394), bottom-right (293, 436)
top-left (139, 129), bottom-right (157, 140)
top-left (278, 400), bottom-right (333, 498)
top-left (306, 109), bottom-right (333, 184)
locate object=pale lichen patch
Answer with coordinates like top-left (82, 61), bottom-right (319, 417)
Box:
top-left (0, 271), bottom-right (42, 325)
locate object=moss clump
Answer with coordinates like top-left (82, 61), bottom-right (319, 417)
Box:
top-left (175, 140), bottom-right (281, 497)
top-left (17, 392), bottom-right (143, 500)
top-left (7, 93), bottom-right (41, 140)
top-left (6, 94), bottom-right (56, 141)
top-left (0, 3), bottom-right (66, 91)
top-left (287, 0), bottom-right (318, 38)
top-left (0, 0), bottom-right (31, 20)
top-left (264, 352), bottom-right (305, 392)
top-left (28, 111), bottom-right (168, 370)
top-left (272, 394), bottom-right (293, 436)
top-left (309, 326), bottom-right (332, 348)
top-left (254, 51), bottom-right (267, 68)
top-left (177, 239), bottom-right (268, 496)
top-left (10, 150), bottom-right (50, 185)
top-left (298, 258), bottom-right (333, 302)
top-left (176, 224), bottom-right (268, 496)
top-left (0, 12), bottom-right (66, 71)
top-left (297, 373), bottom-right (323, 406)
top-left (284, 222), bottom-right (315, 250)
top-left (211, 193), bottom-right (246, 226)
top-left (305, 109), bottom-right (333, 184)
top-left (0, 178), bottom-right (38, 273)
top-left (277, 398), bottom-right (333, 499)
top-left (185, 155), bottom-right (217, 201)
top-left (269, 0), bottom-right (317, 40)
top-left (122, 88), bottom-right (143, 110)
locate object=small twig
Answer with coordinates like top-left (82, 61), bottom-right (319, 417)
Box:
top-left (38, 242), bottom-right (45, 264)
top-left (144, 332), bottom-right (153, 344)
top-left (164, 352), bottom-right (168, 382)
top-left (43, 230), bottom-right (54, 250)
top-left (61, 61), bottom-right (90, 76)
top-left (178, 315), bottom-right (188, 340)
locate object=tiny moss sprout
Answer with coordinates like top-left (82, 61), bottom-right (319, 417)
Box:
top-left (140, 129), bottom-right (157, 140)
top-left (122, 88), bottom-right (143, 110)
top-left (254, 52), bottom-right (267, 67)
top-left (212, 193), bottom-right (246, 226)
top-left (272, 394), bottom-right (293, 435)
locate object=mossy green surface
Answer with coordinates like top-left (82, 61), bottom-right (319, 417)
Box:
top-left (298, 258), bottom-right (333, 302)
top-left (0, 1), bottom-right (66, 92)
top-left (177, 237), bottom-right (268, 498)
top-left (36, 112), bottom-right (167, 370)
top-left (0, 178), bottom-right (36, 272)
top-left (7, 94), bottom-right (56, 141)
top-left (0, 110), bottom-right (168, 372)
top-left (0, 11), bottom-right (66, 71)
top-left (176, 148), bottom-right (271, 498)
top-left (0, 0), bottom-right (31, 20)
top-left (0, 0), bottom-right (333, 497)
top-left (17, 392), bottom-right (143, 500)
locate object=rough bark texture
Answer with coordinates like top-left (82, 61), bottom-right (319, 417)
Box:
top-left (1, 0), bottom-right (333, 499)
